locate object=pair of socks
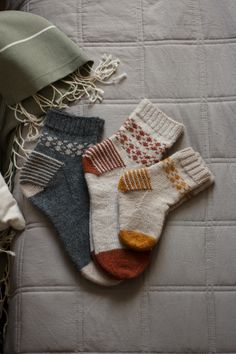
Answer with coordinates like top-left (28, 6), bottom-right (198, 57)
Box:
top-left (20, 110), bottom-right (120, 287)
top-left (20, 100), bottom-right (214, 286)
top-left (83, 99), bottom-right (214, 280)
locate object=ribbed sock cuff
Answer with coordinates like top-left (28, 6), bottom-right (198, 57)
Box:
top-left (178, 147), bottom-right (214, 187)
top-left (134, 99), bottom-right (184, 143)
top-left (45, 109), bottom-right (104, 138)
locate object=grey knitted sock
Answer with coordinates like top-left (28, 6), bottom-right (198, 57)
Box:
top-left (20, 110), bottom-right (120, 286)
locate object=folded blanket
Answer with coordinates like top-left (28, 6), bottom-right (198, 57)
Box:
top-left (0, 10), bottom-right (92, 180)
top-left (0, 11), bottom-right (92, 105)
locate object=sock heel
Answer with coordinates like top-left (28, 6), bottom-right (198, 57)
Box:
top-left (118, 168), bottom-right (152, 192)
top-left (20, 150), bottom-right (64, 197)
top-left (83, 138), bottom-right (125, 175)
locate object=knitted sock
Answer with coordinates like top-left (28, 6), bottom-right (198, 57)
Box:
top-left (20, 110), bottom-right (120, 287)
top-left (83, 99), bottom-right (184, 279)
top-left (118, 147), bottom-right (214, 251)
top-left (0, 173), bottom-right (25, 231)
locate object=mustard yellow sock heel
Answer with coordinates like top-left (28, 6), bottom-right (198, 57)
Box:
top-left (119, 230), bottom-right (157, 251)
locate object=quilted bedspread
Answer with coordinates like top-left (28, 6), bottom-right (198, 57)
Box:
top-left (4, 1), bottom-right (236, 353)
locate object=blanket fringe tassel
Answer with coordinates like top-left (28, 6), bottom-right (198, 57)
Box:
top-left (5, 54), bottom-right (127, 187)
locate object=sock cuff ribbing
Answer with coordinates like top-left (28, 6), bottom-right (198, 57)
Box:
top-left (134, 99), bottom-right (184, 142)
top-left (178, 147), bottom-right (214, 187)
top-left (114, 99), bottom-right (184, 167)
top-left (45, 109), bottom-right (104, 138)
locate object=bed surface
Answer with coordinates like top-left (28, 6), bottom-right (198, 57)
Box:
top-left (4, 1), bottom-right (236, 353)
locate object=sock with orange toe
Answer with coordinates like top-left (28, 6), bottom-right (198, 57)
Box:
top-left (83, 99), bottom-right (184, 279)
top-left (118, 148), bottom-right (215, 251)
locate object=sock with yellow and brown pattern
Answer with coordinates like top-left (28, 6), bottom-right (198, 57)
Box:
top-left (118, 147), bottom-right (214, 251)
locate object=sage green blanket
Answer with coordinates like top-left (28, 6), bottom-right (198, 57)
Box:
top-left (0, 11), bottom-right (93, 177)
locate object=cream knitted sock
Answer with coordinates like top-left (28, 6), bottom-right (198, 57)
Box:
top-left (118, 147), bottom-right (214, 251)
top-left (83, 99), bottom-right (184, 279)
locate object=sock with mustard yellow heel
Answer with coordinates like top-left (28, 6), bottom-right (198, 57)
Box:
top-left (118, 147), bottom-right (215, 251)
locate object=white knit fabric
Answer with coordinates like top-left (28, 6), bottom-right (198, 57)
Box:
top-left (0, 173), bottom-right (25, 231)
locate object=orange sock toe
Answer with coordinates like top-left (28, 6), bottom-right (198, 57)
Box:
top-left (95, 249), bottom-right (151, 280)
top-left (119, 230), bottom-right (157, 251)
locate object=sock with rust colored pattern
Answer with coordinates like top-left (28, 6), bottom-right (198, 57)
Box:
top-left (83, 99), bottom-right (184, 280)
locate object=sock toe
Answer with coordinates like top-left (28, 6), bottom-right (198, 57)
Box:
top-left (81, 261), bottom-right (122, 287)
top-left (95, 249), bottom-right (151, 280)
top-left (119, 230), bottom-right (157, 251)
